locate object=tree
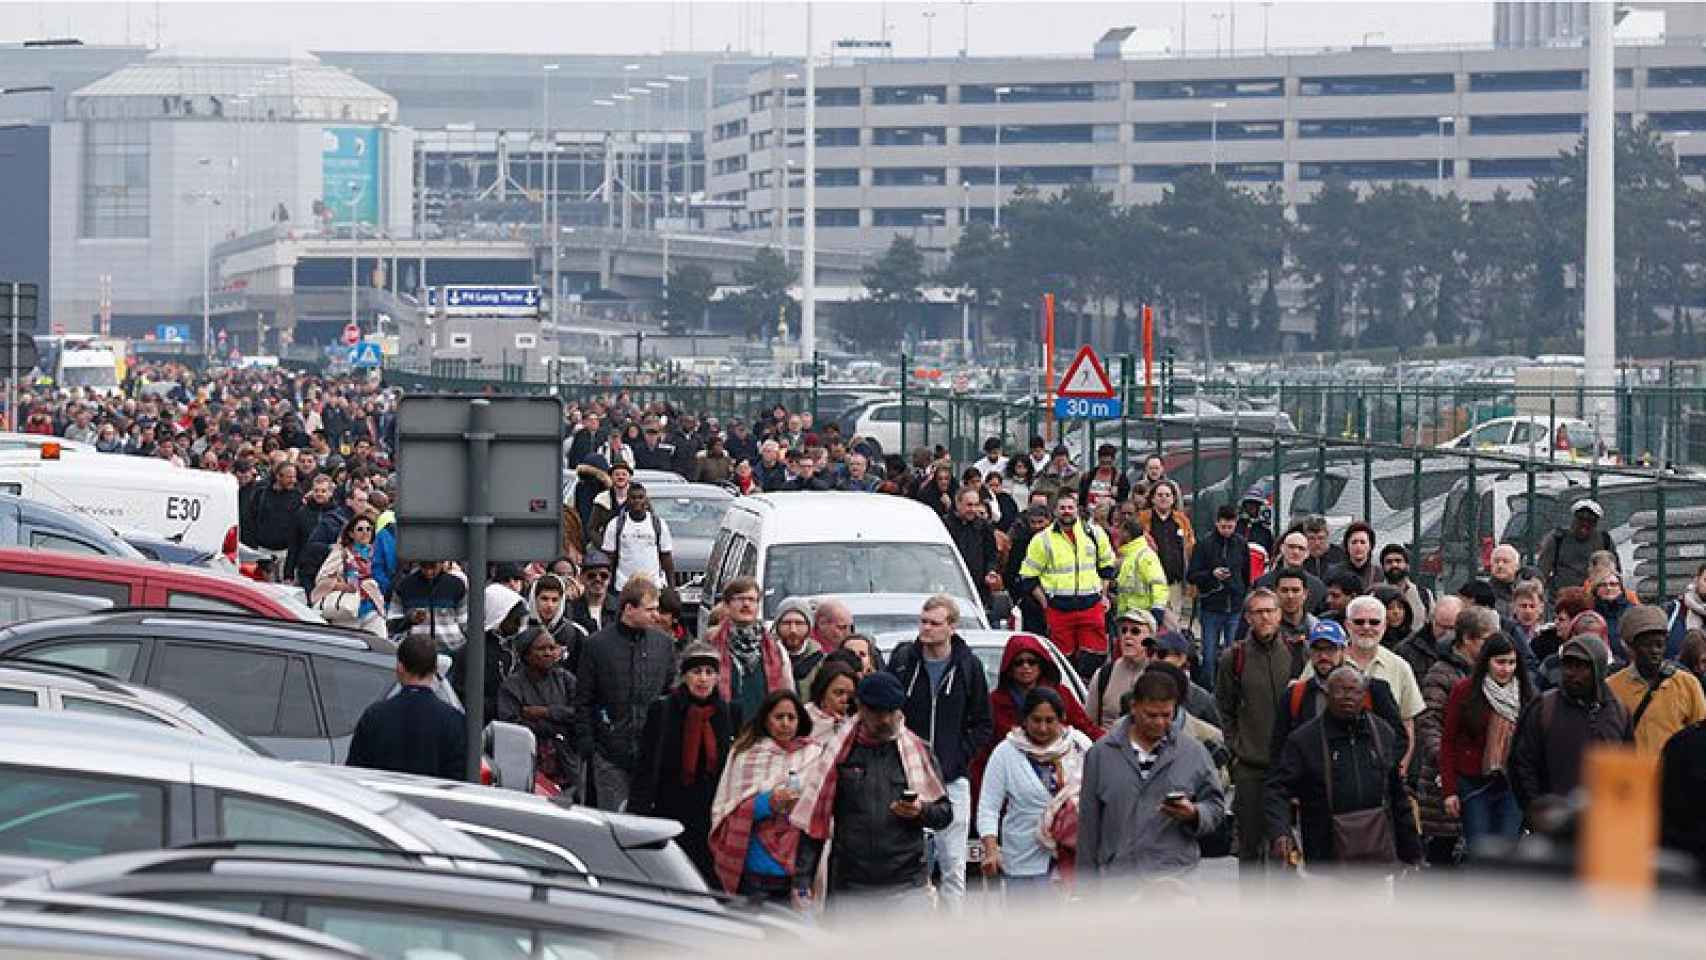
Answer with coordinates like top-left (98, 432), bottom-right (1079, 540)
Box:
top-left (856, 236), bottom-right (928, 349)
top-left (730, 246), bottom-right (797, 341)
top-left (1151, 169), bottom-right (1270, 361)
top-left (940, 221), bottom-right (1003, 347)
top-left (662, 263), bottom-right (715, 333)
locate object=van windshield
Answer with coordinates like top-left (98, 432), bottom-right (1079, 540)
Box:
top-left (762, 543), bottom-right (975, 617)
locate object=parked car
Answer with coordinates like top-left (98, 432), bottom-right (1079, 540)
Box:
top-left (1439, 415), bottom-right (1605, 462)
top-left (561, 468), bottom-right (684, 507)
top-left (874, 629), bottom-right (1087, 706)
top-left (0, 889), bottom-right (368, 959)
top-left (0, 548), bottom-right (322, 622)
top-left (0, 610), bottom-right (457, 762)
top-left (838, 397), bottom-right (948, 459)
top-left (0, 660), bottom-right (255, 753)
top-left (0, 491), bottom-right (144, 559)
top-left (644, 482), bottom-right (735, 610)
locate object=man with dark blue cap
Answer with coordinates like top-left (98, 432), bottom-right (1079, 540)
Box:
top-left (1268, 619), bottom-right (1409, 765)
top-left (789, 672), bottom-right (954, 908)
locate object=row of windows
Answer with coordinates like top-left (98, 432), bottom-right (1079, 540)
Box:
top-left (711, 155), bottom-right (746, 175)
top-left (1133, 120), bottom-right (1283, 142)
top-left (711, 118), bottom-right (747, 142)
top-left (82, 121), bottom-right (149, 239)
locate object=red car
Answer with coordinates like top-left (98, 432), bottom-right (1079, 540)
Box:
top-left (0, 548), bottom-right (315, 621)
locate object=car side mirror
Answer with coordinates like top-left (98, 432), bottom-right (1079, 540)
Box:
top-left (485, 721), bottom-right (536, 792)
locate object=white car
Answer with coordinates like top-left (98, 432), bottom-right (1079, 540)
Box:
top-left (1440, 415), bottom-right (1604, 462)
top-left (840, 398), bottom-right (949, 456)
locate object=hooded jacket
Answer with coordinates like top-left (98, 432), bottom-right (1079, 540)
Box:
top-left (1508, 635), bottom-right (1632, 810)
top-left (886, 633), bottom-right (994, 783)
top-left (449, 583), bottom-right (524, 725)
top-left (528, 575), bottom-right (581, 663)
top-left (969, 634), bottom-right (1103, 797)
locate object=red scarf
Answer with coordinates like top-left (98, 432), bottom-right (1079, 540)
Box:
top-left (680, 703), bottom-right (720, 785)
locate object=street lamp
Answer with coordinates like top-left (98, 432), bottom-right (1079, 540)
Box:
top-left (612, 92), bottom-right (634, 236)
top-left (993, 85), bottom-right (1011, 229)
top-left (665, 75), bottom-right (691, 227)
top-left (1436, 115), bottom-right (1455, 190)
top-left (1210, 100), bottom-right (1228, 173)
top-left (923, 10), bottom-right (936, 57)
top-left (543, 64), bottom-right (559, 330)
top-left (647, 79), bottom-right (670, 226)
top-left (1211, 12), bottom-right (1225, 56)
top-left (346, 179), bottom-right (364, 336)
top-left (628, 85), bottom-right (654, 229)
top-left (191, 156), bottom-right (219, 360)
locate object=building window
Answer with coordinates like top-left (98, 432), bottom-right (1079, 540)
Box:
top-left (960, 124), bottom-right (1095, 145)
top-left (816, 167), bottom-right (859, 187)
top-left (1468, 70), bottom-right (1583, 92)
top-left (1133, 78), bottom-right (1283, 100)
top-left (82, 121), bottom-right (150, 239)
top-left (960, 82), bottom-right (1110, 104)
top-left (1469, 157), bottom-right (1562, 179)
top-left (749, 91), bottom-right (771, 112)
top-left (815, 127), bottom-right (860, 147)
top-left (958, 165), bottom-right (1095, 186)
top-left (1650, 112), bottom-right (1706, 133)
top-left (816, 87), bottom-right (861, 107)
top-left (872, 126), bottom-right (946, 147)
top-left (1131, 164), bottom-right (1197, 183)
top-left (816, 208), bottom-right (860, 227)
top-left (1297, 116), bottom-right (1440, 138)
top-left (871, 208), bottom-right (947, 227)
top-left (1681, 155), bottom-right (1706, 176)
top-left (871, 167), bottom-right (946, 187)
top-left (749, 170), bottom-right (772, 190)
top-left (1222, 162), bottom-right (1283, 182)
top-left (712, 155), bottom-right (747, 175)
top-left (1133, 120), bottom-right (1283, 141)
top-left (1298, 73), bottom-right (1454, 96)
top-left (872, 85), bottom-right (947, 106)
top-left (1299, 159), bottom-right (1441, 180)
top-left (749, 130), bottom-right (770, 151)
top-left (1647, 66), bottom-right (1706, 88)
top-left (1469, 113), bottom-right (1583, 136)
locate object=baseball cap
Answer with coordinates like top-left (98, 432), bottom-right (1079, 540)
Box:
top-left (1308, 620), bottom-right (1348, 648)
top-left (1572, 498), bottom-right (1603, 518)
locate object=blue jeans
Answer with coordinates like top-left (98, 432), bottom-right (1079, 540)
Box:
top-left (1197, 610), bottom-right (1239, 693)
top-left (1458, 773), bottom-right (1521, 854)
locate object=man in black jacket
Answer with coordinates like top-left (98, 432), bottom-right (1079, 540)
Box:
top-left (1265, 665), bottom-right (1422, 869)
top-left (884, 594), bottom-right (992, 911)
top-left (347, 634), bottom-right (466, 781)
top-left (573, 578), bottom-right (677, 812)
top-left (631, 419), bottom-right (676, 471)
top-left (1003, 500), bottom-right (1053, 636)
top-left (285, 473), bottom-right (339, 587)
top-left (1186, 505), bottom-right (1251, 693)
top-left (1254, 531), bottom-right (1328, 615)
top-left (944, 489), bottom-right (999, 614)
top-left (1269, 621), bottom-right (1410, 765)
top-left (246, 463), bottom-right (301, 556)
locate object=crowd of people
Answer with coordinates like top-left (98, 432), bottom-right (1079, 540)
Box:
top-left (21, 367), bottom-right (1706, 908)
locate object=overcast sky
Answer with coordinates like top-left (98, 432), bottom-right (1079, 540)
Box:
top-left (6, 1), bottom-right (1506, 59)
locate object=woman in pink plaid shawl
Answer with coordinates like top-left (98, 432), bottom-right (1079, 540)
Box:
top-left (709, 690), bottom-right (823, 904)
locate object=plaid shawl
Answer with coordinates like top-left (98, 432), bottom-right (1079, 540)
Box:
top-left (708, 620), bottom-right (794, 704)
top-left (788, 720), bottom-right (947, 841)
top-left (708, 737), bottom-right (821, 895)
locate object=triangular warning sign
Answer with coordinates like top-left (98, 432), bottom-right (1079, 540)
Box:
top-left (1057, 345), bottom-right (1115, 398)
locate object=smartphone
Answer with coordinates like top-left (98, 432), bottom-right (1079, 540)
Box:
top-left (1164, 791), bottom-right (1188, 805)
top-left (900, 789), bottom-right (919, 805)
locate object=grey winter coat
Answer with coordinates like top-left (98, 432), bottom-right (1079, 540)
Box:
top-left (1077, 716), bottom-right (1226, 882)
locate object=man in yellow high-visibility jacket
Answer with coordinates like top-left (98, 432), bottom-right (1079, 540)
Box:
top-left (1018, 489), bottom-right (1117, 676)
top-left (1114, 516), bottom-right (1170, 623)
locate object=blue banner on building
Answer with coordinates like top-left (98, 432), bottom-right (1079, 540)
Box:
top-left (322, 127), bottom-right (380, 225)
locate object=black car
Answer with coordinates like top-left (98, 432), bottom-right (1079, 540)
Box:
top-left (11, 847), bottom-right (795, 959)
top-left (0, 610), bottom-right (459, 763)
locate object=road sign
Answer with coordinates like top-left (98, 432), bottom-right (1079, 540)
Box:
top-left (155, 324), bottom-right (190, 343)
top-left (440, 285), bottom-right (541, 317)
top-left (348, 340), bottom-right (384, 368)
top-left (342, 323), bottom-right (361, 346)
top-left (1055, 396), bottom-right (1123, 420)
top-left (1056, 345), bottom-right (1115, 399)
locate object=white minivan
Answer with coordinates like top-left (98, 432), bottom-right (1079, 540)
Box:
top-left (698, 492), bottom-right (990, 636)
top-left (0, 448), bottom-right (241, 565)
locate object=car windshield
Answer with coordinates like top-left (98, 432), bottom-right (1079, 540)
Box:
top-left (649, 494), bottom-right (730, 540)
top-left (761, 543), bottom-right (975, 618)
top-left (60, 366), bottom-right (117, 388)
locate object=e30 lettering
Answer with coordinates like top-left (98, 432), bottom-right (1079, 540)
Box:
top-left (165, 496), bottom-right (203, 522)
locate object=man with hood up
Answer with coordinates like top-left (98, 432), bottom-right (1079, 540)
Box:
top-left (528, 574), bottom-right (581, 669)
top-left (1508, 633), bottom-right (1632, 817)
top-left (450, 582), bottom-right (524, 726)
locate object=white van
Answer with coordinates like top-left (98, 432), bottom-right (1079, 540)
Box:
top-left (0, 449), bottom-right (241, 564)
top-left (698, 492), bottom-right (990, 636)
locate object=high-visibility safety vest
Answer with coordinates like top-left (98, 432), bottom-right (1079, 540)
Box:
top-left (1115, 538), bottom-right (1170, 618)
top-left (1020, 520), bottom-right (1116, 611)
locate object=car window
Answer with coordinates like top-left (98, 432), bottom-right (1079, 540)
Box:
top-left (21, 640), bottom-right (142, 678)
top-left (0, 687), bottom-right (38, 706)
top-left (1509, 421), bottom-right (1545, 445)
top-left (28, 531), bottom-right (106, 556)
top-left (761, 543), bottom-right (977, 619)
top-left (869, 405), bottom-right (900, 423)
top-left (1374, 470), bottom-right (1464, 514)
top-left (649, 495), bottom-right (732, 541)
top-left (1289, 474), bottom-right (1348, 517)
top-left (218, 795), bottom-right (381, 847)
top-left (301, 904), bottom-right (544, 960)
top-left (277, 658), bottom-right (321, 738)
top-left (152, 643), bottom-right (287, 737)
top-left (0, 765), bottom-right (166, 860)
top-left (0, 572), bottom-right (130, 605)
top-left (165, 592), bottom-right (254, 615)
top-left (60, 695), bottom-right (173, 726)
top-left (313, 656), bottom-right (394, 738)
top-left (1469, 421), bottom-right (1512, 446)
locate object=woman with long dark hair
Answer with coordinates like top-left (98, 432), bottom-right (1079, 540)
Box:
top-left (1374, 584), bottom-right (1414, 650)
top-left (708, 690), bottom-right (821, 904)
top-left (805, 660), bottom-right (857, 742)
top-left (976, 688), bottom-right (1092, 888)
top-left (630, 643), bottom-right (738, 883)
top-left (1440, 633), bottom-right (1534, 854)
top-left (311, 515), bottom-right (386, 638)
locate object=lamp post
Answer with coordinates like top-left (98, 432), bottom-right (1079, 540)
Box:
top-left (647, 79), bottom-right (671, 225)
top-left (1436, 115), bottom-right (1454, 190)
top-left (1211, 12), bottom-right (1225, 56)
top-left (628, 85), bottom-right (654, 229)
top-left (923, 10), bottom-right (936, 57)
top-left (612, 91), bottom-right (633, 237)
top-left (347, 180), bottom-right (364, 336)
top-left (543, 63), bottom-right (559, 331)
top-left (1210, 100), bottom-right (1227, 173)
top-left (993, 85), bottom-right (1011, 229)
top-left (666, 75), bottom-right (691, 227)
top-left (960, 180), bottom-right (972, 352)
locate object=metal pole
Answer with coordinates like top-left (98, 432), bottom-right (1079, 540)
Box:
top-left (462, 398), bottom-right (493, 782)
top-left (1584, 2), bottom-right (1617, 452)
top-left (802, 3), bottom-right (818, 358)
top-left (7, 286), bottom-right (15, 433)
top-left (993, 88), bottom-right (1004, 230)
top-left (203, 203), bottom-right (212, 361)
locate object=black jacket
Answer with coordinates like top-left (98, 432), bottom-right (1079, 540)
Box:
top-left (885, 635), bottom-right (993, 783)
top-left (629, 688), bottom-right (737, 883)
top-left (1264, 711), bottom-right (1422, 866)
top-left (1660, 722), bottom-right (1706, 881)
top-left (246, 484), bottom-right (302, 550)
top-left (1186, 530), bottom-right (1252, 615)
top-left (795, 736), bottom-right (954, 892)
top-left (449, 632), bottom-right (516, 727)
top-left (1508, 686), bottom-right (1632, 810)
top-left (756, 460), bottom-right (789, 492)
top-left (632, 439), bottom-right (676, 472)
top-left (944, 514), bottom-right (999, 605)
top-left (286, 498), bottom-right (340, 586)
top-left (1004, 523), bottom-right (1048, 635)
top-left (346, 685), bottom-right (467, 782)
top-left (1269, 674), bottom-right (1410, 770)
top-left (572, 619), bottom-right (677, 772)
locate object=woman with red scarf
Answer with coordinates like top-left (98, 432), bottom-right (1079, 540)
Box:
top-left (630, 643), bottom-right (737, 885)
top-left (708, 690), bottom-right (823, 904)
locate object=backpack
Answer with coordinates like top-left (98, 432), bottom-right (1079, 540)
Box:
top-left (1544, 526), bottom-right (1614, 585)
top-left (608, 510), bottom-right (663, 579)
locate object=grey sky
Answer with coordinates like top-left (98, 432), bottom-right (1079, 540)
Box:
top-left (7, 1), bottom-right (1499, 59)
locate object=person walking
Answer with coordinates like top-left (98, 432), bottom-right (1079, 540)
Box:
top-left (1215, 588), bottom-right (1306, 880)
top-left (346, 634), bottom-right (467, 781)
top-left (972, 633), bottom-right (1102, 797)
top-left (1086, 610), bottom-right (1154, 729)
top-left (705, 577), bottom-right (794, 722)
top-left (630, 642), bottom-right (738, 885)
top-left (600, 483), bottom-right (676, 591)
top-left (1606, 605), bottom-right (1706, 755)
top-left (805, 660), bottom-right (857, 743)
top-left (310, 515), bottom-right (387, 639)
top-left (1113, 517), bottom-right (1170, 629)
top-left (1268, 620), bottom-right (1409, 767)
top-left (710, 690), bottom-right (823, 903)
top-left (1440, 633), bottom-right (1532, 855)
top-left (945, 488), bottom-right (1002, 615)
top-left (1537, 499), bottom-right (1614, 598)
top-left (1018, 490), bottom-right (1118, 675)
top-left (1415, 605), bottom-right (1497, 865)
top-left (1509, 634), bottom-right (1632, 817)
top-left (978, 688), bottom-right (1093, 890)
top-left (451, 583), bottom-right (524, 726)
top-left (498, 626), bottom-right (578, 797)
top-left (773, 598), bottom-right (820, 688)
top-left (1186, 505), bottom-right (1250, 693)
top-left (1138, 479), bottom-right (1194, 626)
top-left (573, 579), bottom-right (678, 812)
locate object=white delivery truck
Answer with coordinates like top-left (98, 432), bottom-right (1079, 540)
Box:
top-left (36, 337), bottom-right (123, 395)
top-left (0, 447), bottom-right (241, 564)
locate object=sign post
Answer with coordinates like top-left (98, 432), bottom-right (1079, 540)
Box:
top-left (0, 283), bottom-right (40, 432)
top-left (1142, 303), bottom-right (1156, 416)
top-left (1055, 344), bottom-right (1121, 466)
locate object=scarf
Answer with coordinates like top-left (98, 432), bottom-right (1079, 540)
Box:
top-left (805, 702), bottom-right (848, 742)
top-left (708, 737), bottom-right (821, 894)
top-left (1684, 586), bottom-right (1706, 633)
top-left (680, 701), bottom-right (720, 786)
top-left (1481, 676), bottom-right (1522, 775)
top-left (1002, 727), bottom-right (1089, 859)
top-left (710, 620), bottom-right (791, 703)
top-left (789, 719), bottom-right (946, 841)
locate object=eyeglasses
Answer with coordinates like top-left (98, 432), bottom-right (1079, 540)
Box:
top-left (584, 571), bottom-right (611, 581)
top-left (1011, 657), bottom-right (1042, 668)
top-left (1117, 624), bottom-right (1149, 635)
top-left (1349, 618), bottom-right (1384, 627)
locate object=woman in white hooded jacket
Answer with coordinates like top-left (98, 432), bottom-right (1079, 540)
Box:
top-left (976, 687), bottom-right (1092, 888)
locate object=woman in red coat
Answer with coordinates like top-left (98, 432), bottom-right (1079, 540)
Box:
top-left (970, 633), bottom-right (1102, 802)
top-left (1440, 633), bottom-right (1533, 857)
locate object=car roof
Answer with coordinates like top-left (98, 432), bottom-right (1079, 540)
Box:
top-left (0, 705), bottom-right (255, 758)
top-left (0, 889), bottom-right (368, 957)
top-left (0, 909), bottom-right (360, 960)
top-left (730, 492), bottom-right (953, 544)
top-left (0, 609), bottom-right (380, 658)
top-left (0, 548), bottom-right (285, 611)
top-left (646, 482), bottom-right (734, 501)
top-left (0, 491), bottom-right (138, 549)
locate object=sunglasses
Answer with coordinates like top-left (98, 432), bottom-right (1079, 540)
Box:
top-left (353, 525), bottom-right (373, 533)
top-left (1349, 618), bottom-right (1384, 626)
top-left (1011, 657), bottom-right (1042, 668)
top-left (1117, 624), bottom-right (1148, 634)
top-left (584, 571), bottom-right (611, 580)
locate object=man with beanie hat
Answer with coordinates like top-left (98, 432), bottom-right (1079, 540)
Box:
top-left (1509, 632), bottom-right (1632, 817)
top-left (790, 671), bottom-right (953, 906)
top-left (1607, 604), bottom-right (1706, 755)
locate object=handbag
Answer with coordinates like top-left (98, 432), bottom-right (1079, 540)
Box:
top-left (316, 588), bottom-right (360, 624)
top-left (1320, 717), bottom-right (1397, 865)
